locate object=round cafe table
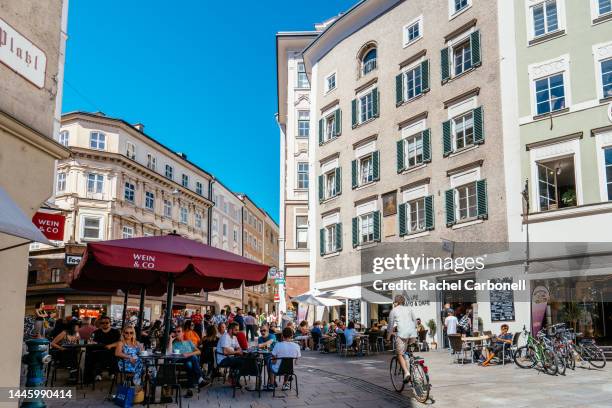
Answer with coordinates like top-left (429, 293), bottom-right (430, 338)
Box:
top-left (461, 335), bottom-right (490, 362)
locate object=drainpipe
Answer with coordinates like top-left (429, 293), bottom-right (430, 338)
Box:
top-left (207, 178), bottom-right (215, 245)
top-left (275, 113), bottom-right (287, 316)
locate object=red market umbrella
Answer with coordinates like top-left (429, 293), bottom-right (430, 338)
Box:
top-left (71, 234), bottom-right (270, 348)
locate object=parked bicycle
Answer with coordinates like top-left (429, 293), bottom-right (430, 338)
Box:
top-left (514, 326), bottom-right (559, 375)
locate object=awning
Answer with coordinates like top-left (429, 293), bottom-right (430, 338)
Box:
top-left (0, 186), bottom-right (51, 250)
top-left (291, 290), bottom-right (343, 307)
top-left (321, 286), bottom-right (393, 304)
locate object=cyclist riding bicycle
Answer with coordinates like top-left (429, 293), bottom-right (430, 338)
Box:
top-left (386, 294), bottom-right (417, 383)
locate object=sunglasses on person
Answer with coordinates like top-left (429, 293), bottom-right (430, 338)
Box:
top-left (124, 331), bottom-right (135, 335)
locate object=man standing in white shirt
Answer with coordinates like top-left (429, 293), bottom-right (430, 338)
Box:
top-left (266, 327), bottom-right (301, 391)
top-left (386, 295), bottom-right (417, 383)
top-left (444, 309), bottom-right (459, 349)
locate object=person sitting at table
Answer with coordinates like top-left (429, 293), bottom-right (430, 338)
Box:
top-left (343, 321), bottom-right (362, 355)
top-left (297, 320), bottom-right (312, 350)
top-left (115, 325), bottom-right (144, 385)
top-left (50, 320), bottom-right (81, 382)
top-left (217, 322), bottom-right (226, 338)
top-left (257, 323), bottom-right (277, 350)
top-left (379, 320), bottom-right (388, 331)
top-left (78, 317), bottom-right (96, 342)
top-left (416, 318), bottom-right (426, 335)
top-left (310, 321), bottom-right (322, 351)
top-left (481, 324), bottom-right (513, 366)
top-left (201, 324), bottom-right (219, 379)
top-left (216, 322), bottom-right (245, 386)
top-left (168, 326), bottom-right (207, 396)
top-left (141, 320), bottom-right (162, 350)
top-left (266, 327), bottom-right (301, 391)
top-left (236, 327), bottom-right (249, 350)
top-left (320, 323), bottom-right (338, 354)
top-left (85, 315), bottom-right (121, 383)
top-left (183, 320), bottom-right (201, 347)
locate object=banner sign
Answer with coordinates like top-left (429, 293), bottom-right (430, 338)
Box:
top-left (0, 17), bottom-right (47, 88)
top-left (32, 212), bottom-right (65, 241)
top-left (531, 285), bottom-right (549, 334)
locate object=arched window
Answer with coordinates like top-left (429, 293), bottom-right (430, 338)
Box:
top-left (362, 47), bottom-right (377, 75)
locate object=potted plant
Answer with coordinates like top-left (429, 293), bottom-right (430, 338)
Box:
top-left (561, 189), bottom-right (576, 207)
top-left (426, 319), bottom-right (437, 349)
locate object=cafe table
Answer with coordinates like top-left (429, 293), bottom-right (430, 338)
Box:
top-left (461, 335), bottom-right (490, 362)
top-left (61, 343), bottom-right (107, 386)
top-left (243, 348), bottom-right (271, 396)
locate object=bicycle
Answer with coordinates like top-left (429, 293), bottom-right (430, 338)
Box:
top-left (513, 326), bottom-right (558, 375)
top-left (571, 332), bottom-right (606, 369)
top-left (389, 347), bottom-right (431, 403)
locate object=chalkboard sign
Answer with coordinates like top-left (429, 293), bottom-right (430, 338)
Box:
top-left (489, 278), bottom-right (515, 322)
top-left (347, 299), bottom-right (361, 323)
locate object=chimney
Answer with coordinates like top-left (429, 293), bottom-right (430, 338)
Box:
top-left (133, 123), bottom-right (145, 132)
top-left (177, 152), bottom-right (187, 160)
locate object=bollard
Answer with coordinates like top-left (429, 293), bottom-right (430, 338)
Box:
top-left (21, 338), bottom-right (51, 408)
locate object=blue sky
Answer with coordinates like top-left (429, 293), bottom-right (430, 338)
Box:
top-left (62, 0), bottom-right (356, 222)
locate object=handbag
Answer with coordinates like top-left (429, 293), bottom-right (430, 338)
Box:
top-left (113, 383), bottom-right (134, 408)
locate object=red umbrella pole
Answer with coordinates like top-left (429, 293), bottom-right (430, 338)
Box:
top-left (162, 274), bottom-right (175, 354)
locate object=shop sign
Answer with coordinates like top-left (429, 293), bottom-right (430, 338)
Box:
top-left (0, 17), bottom-right (47, 88)
top-left (275, 278), bottom-right (285, 285)
top-left (32, 212), bottom-right (65, 241)
top-left (56, 297), bottom-right (65, 306)
top-left (65, 254), bottom-right (82, 266)
top-left (273, 293), bottom-right (280, 302)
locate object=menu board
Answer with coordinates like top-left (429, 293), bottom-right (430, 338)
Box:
top-left (489, 278), bottom-right (515, 322)
top-left (347, 299), bottom-right (361, 323)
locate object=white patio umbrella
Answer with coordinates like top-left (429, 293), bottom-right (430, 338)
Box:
top-left (291, 291), bottom-right (343, 307)
top-left (322, 286), bottom-right (393, 304)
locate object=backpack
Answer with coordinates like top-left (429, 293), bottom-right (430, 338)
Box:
top-left (458, 315), bottom-right (470, 333)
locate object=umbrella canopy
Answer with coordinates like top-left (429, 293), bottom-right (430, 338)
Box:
top-left (291, 292), bottom-right (343, 307)
top-left (0, 186), bottom-right (51, 249)
top-left (72, 234), bottom-right (269, 293)
top-left (321, 286), bottom-right (393, 304)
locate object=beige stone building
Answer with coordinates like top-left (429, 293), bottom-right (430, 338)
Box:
top-left (0, 0), bottom-right (70, 391)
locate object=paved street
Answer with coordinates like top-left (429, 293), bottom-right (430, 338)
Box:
top-left (45, 349), bottom-right (611, 408)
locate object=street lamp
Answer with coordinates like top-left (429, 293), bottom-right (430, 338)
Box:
top-left (521, 179), bottom-right (530, 274)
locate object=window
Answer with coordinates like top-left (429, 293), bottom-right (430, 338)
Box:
top-left (297, 111), bottom-right (310, 138)
top-left (532, 0), bottom-right (558, 38)
top-left (352, 150), bottom-right (379, 188)
top-left (359, 213), bottom-right (374, 244)
top-left (51, 268), bottom-right (62, 283)
top-left (359, 155), bottom-right (373, 186)
top-left (223, 222), bottom-right (228, 237)
top-left (57, 173), bottom-right (66, 192)
top-left (89, 132), bottom-right (106, 150)
top-left (457, 182), bottom-right (478, 220)
top-left (404, 19), bottom-right (422, 46)
top-left (165, 165), bottom-right (173, 180)
top-left (323, 169), bottom-right (338, 200)
top-left (359, 91), bottom-right (374, 123)
top-left (601, 58), bottom-right (612, 99)
top-left (537, 156), bottom-right (577, 211)
top-left (324, 224), bottom-right (337, 254)
top-left (362, 48), bottom-right (377, 75)
top-left (404, 65), bottom-right (423, 100)
top-left (535, 73), bottom-right (565, 115)
top-left (598, 0), bottom-right (612, 16)
top-left (196, 181), bottom-right (203, 196)
top-left (407, 198), bottom-right (426, 233)
top-left (124, 182), bottom-right (135, 203)
top-left (145, 191), bottom-right (155, 210)
top-left (126, 142), bottom-right (136, 160)
top-left (28, 270), bottom-right (37, 285)
top-left (213, 218), bottom-right (218, 233)
top-left (180, 207), bottom-right (188, 224)
top-left (233, 227), bottom-right (238, 242)
top-left (82, 216), bottom-right (102, 240)
top-left (164, 200), bottom-right (172, 218)
top-left (147, 154), bottom-right (156, 171)
top-left (325, 114), bottom-right (335, 141)
top-left (605, 148), bottom-right (612, 201)
top-left (297, 62), bottom-right (309, 88)
top-left (453, 111), bottom-right (474, 150)
top-left (325, 72), bottom-right (336, 93)
top-left (404, 133), bottom-right (424, 168)
top-left (59, 130), bottom-right (69, 146)
top-left (296, 216), bottom-right (308, 249)
top-left (297, 162), bottom-right (309, 189)
top-left (87, 173), bottom-right (104, 193)
top-left (453, 39), bottom-right (472, 76)
top-left (452, 0), bottom-right (469, 14)
top-left (122, 226), bottom-right (134, 239)
top-left (182, 174), bottom-right (189, 188)
top-left (195, 212), bottom-right (202, 229)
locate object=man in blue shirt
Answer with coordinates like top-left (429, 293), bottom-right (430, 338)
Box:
top-left (168, 326), bottom-right (206, 396)
top-left (257, 323), bottom-right (276, 350)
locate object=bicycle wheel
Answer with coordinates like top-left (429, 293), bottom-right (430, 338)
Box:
top-left (389, 356), bottom-right (405, 393)
top-left (542, 349), bottom-right (558, 375)
top-left (410, 363), bottom-right (429, 403)
top-left (583, 345), bottom-right (607, 369)
top-left (566, 349), bottom-right (576, 371)
top-left (514, 346), bottom-right (537, 369)
top-left (555, 352), bottom-right (566, 375)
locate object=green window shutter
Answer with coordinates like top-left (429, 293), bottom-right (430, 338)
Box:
top-left (422, 129), bottom-right (431, 163)
top-left (398, 203), bottom-right (407, 237)
top-left (396, 139), bottom-right (405, 173)
top-left (372, 151), bottom-right (380, 181)
top-left (372, 88), bottom-right (379, 117)
top-left (318, 175), bottom-right (324, 202)
top-left (473, 106), bottom-right (484, 144)
top-left (318, 118), bottom-right (324, 145)
top-left (421, 60), bottom-right (430, 92)
top-left (334, 109), bottom-right (341, 136)
top-left (476, 179), bottom-right (488, 219)
top-left (396, 73), bottom-right (404, 106)
top-left (373, 211), bottom-right (381, 242)
top-left (470, 30), bottom-right (481, 67)
top-left (351, 99), bottom-right (357, 127)
top-left (352, 217), bottom-right (358, 248)
top-left (442, 120), bottom-right (452, 157)
top-left (335, 167), bottom-right (342, 196)
top-left (351, 159), bottom-right (357, 189)
top-left (335, 223), bottom-right (342, 251)
top-left (425, 195), bottom-right (434, 230)
top-left (319, 228), bottom-right (325, 256)
top-left (440, 47), bottom-right (450, 83)
top-left (445, 189), bottom-right (456, 226)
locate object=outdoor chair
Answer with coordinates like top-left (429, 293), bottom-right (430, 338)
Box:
top-left (108, 359), bottom-right (136, 401)
top-left (448, 334), bottom-right (471, 364)
top-left (272, 358), bottom-right (298, 398)
top-left (46, 349), bottom-right (81, 387)
top-left (237, 354), bottom-right (262, 398)
top-left (502, 332), bottom-right (522, 365)
top-left (212, 350), bottom-right (228, 384)
top-left (147, 361), bottom-right (182, 408)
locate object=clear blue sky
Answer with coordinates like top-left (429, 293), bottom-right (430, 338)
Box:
top-left (62, 0), bottom-right (356, 222)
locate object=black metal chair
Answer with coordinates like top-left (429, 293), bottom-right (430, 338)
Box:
top-left (108, 359), bottom-right (136, 400)
top-left (46, 349), bottom-right (80, 387)
top-left (146, 361), bottom-right (182, 408)
top-left (501, 332), bottom-right (521, 365)
top-left (272, 358), bottom-right (298, 398)
top-left (238, 354), bottom-right (262, 398)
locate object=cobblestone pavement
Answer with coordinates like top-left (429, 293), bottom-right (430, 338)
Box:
top-left (44, 348), bottom-right (611, 408)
